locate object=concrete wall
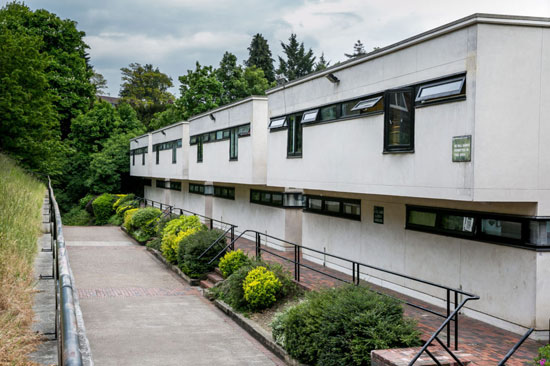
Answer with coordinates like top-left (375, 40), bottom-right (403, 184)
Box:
top-left (130, 135), bottom-right (151, 177)
top-left (151, 123), bottom-right (188, 180)
top-left (267, 26), bottom-right (477, 201)
top-left (189, 97), bottom-right (268, 185)
top-left (300, 192), bottom-right (542, 331)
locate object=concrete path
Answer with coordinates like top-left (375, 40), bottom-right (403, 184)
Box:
top-left (64, 226), bottom-right (283, 366)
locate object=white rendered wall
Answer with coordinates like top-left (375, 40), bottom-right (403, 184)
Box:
top-left (130, 135), bottom-right (150, 177)
top-left (151, 123), bottom-right (188, 180)
top-left (301, 194), bottom-right (542, 332)
top-left (267, 27), bottom-right (477, 201)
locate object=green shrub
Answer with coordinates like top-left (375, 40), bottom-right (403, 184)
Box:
top-left (219, 249), bottom-right (251, 277)
top-left (62, 207), bottom-right (92, 226)
top-left (129, 207), bottom-right (162, 242)
top-left (107, 214), bottom-right (123, 226)
top-left (79, 193), bottom-right (95, 209)
top-left (177, 229), bottom-right (226, 278)
top-left (123, 208), bottom-right (139, 231)
top-left (113, 194), bottom-right (135, 210)
top-left (534, 345), bottom-right (550, 366)
top-left (92, 193), bottom-right (116, 225)
top-left (243, 266), bottom-right (281, 310)
top-left (146, 237), bottom-right (162, 251)
top-left (272, 285), bottom-right (421, 366)
top-left (160, 215), bottom-right (205, 264)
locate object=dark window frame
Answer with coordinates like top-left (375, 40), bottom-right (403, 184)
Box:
top-left (155, 180), bottom-right (167, 189)
top-left (213, 185), bottom-right (235, 200)
top-left (197, 137), bottom-right (203, 163)
top-left (250, 189), bottom-right (284, 207)
top-left (189, 183), bottom-right (205, 195)
top-left (287, 113), bottom-right (303, 158)
top-left (172, 146), bottom-right (177, 164)
top-left (169, 181), bottom-right (182, 191)
top-left (384, 87), bottom-right (415, 153)
top-left (190, 123), bottom-right (251, 145)
top-left (229, 127), bottom-right (238, 161)
top-left (405, 205), bottom-right (548, 250)
top-left (415, 76), bottom-right (466, 104)
top-left (132, 151), bottom-right (135, 166)
top-left (304, 195), bottom-right (361, 221)
top-left (143, 178), bottom-right (152, 187)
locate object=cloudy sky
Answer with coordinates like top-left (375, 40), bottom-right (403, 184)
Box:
top-left (7, 0), bottom-right (549, 96)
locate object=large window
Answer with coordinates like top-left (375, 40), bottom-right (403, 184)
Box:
top-left (287, 113), bottom-right (303, 157)
top-left (189, 183), bottom-right (205, 194)
top-left (229, 128), bottom-right (238, 160)
top-left (250, 189), bottom-right (284, 207)
top-left (214, 186), bottom-right (235, 200)
top-left (384, 88), bottom-right (414, 152)
top-left (405, 205), bottom-right (550, 249)
top-left (169, 181), bottom-right (181, 191)
top-left (156, 180), bottom-right (167, 189)
top-left (304, 195), bottom-right (361, 221)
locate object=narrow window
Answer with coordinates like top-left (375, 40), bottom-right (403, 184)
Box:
top-left (351, 96), bottom-right (382, 111)
top-left (132, 151), bottom-right (135, 166)
top-left (384, 88), bottom-right (414, 152)
top-left (229, 128), bottom-right (238, 160)
top-left (301, 109), bottom-right (319, 124)
top-left (287, 114), bottom-right (302, 157)
top-left (416, 76), bottom-right (465, 103)
top-left (156, 147), bottom-right (159, 165)
top-left (269, 116), bottom-right (287, 129)
top-left (142, 152), bottom-right (145, 165)
top-left (172, 146), bottom-right (177, 164)
top-left (197, 137), bottom-right (203, 162)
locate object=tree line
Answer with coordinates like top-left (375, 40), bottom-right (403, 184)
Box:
top-left (0, 2), bottom-right (372, 212)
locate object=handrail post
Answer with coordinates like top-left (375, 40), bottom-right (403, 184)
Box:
top-left (255, 232), bottom-right (261, 260)
top-left (210, 218), bottom-right (214, 230)
top-left (356, 263), bottom-right (360, 285)
top-left (447, 289), bottom-right (451, 348)
top-left (294, 246), bottom-right (299, 282)
top-left (455, 291), bottom-right (459, 350)
top-left (230, 226), bottom-right (235, 250)
top-left (352, 262), bottom-right (356, 284)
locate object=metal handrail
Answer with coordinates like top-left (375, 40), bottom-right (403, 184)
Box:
top-left (48, 178), bottom-right (83, 366)
top-left (497, 328), bottom-right (535, 366)
top-left (197, 226), bottom-right (235, 259)
top-left (209, 229), bottom-right (480, 364)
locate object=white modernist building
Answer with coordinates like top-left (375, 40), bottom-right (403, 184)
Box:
top-left (130, 14), bottom-right (550, 340)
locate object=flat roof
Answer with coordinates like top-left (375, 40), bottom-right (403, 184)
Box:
top-left (267, 13), bottom-right (550, 94)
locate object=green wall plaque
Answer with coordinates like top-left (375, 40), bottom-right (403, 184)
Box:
top-left (452, 135), bottom-right (471, 162)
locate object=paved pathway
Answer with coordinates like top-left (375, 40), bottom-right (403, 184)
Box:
top-left (64, 226), bottom-right (283, 366)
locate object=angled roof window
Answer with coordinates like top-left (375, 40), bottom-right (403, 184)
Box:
top-left (300, 109), bottom-right (319, 124)
top-left (269, 116), bottom-right (287, 129)
top-left (416, 76), bottom-right (465, 103)
top-left (351, 96), bottom-right (382, 111)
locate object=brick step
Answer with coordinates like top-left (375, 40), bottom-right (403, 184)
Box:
top-left (215, 268), bottom-right (223, 277)
top-left (206, 272), bottom-right (223, 284)
top-left (199, 279), bottom-right (215, 289)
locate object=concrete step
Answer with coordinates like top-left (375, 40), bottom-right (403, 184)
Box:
top-left (215, 267), bottom-right (223, 277)
top-left (200, 279), bottom-right (215, 289)
top-left (206, 272), bottom-right (223, 284)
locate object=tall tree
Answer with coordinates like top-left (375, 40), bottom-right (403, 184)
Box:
top-left (216, 52), bottom-right (246, 104)
top-left (177, 62), bottom-right (224, 120)
top-left (0, 2), bottom-right (95, 139)
top-left (149, 105), bottom-right (184, 131)
top-left (91, 72), bottom-right (108, 95)
top-left (277, 34), bottom-right (316, 82)
top-left (245, 33), bottom-right (275, 83)
top-left (315, 53), bottom-right (330, 72)
top-left (345, 40), bottom-right (367, 59)
top-left (119, 63), bottom-right (174, 126)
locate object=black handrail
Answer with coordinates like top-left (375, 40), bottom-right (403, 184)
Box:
top-left (497, 328), bottom-right (534, 366)
top-left (47, 178), bottom-right (83, 366)
top-left (209, 229), bottom-right (479, 365)
top-left (197, 226), bottom-right (235, 259)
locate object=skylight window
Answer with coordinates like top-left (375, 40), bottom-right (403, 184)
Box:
top-left (269, 117), bottom-right (287, 129)
top-left (301, 109), bottom-right (319, 124)
top-left (416, 76), bottom-right (465, 103)
top-left (351, 96), bottom-right (382, 111)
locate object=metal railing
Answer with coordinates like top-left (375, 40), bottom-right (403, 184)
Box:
top-left (135, 196), bottom-right (237, 242)
top-left (207, 229), bottom-right (479, 366)
top-left (497, 328), bottom-right (535, 365)
top-left (45, 178), bottom-right (83, 366)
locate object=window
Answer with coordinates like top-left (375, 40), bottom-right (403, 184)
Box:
top-left (143, 178), bottom-right (152, 186)
top-left (304, 196), bottom-right (361, 221)
top-left (480, 218), bottom-right (522, 241)
top-left (301, 109), bottom-right (319, 124)
top-left (156, 149), bottom-right (159, 164)
top-left (216, 130), bottom-right (224, 140)
top-left (229, 128), bottom-right (238, 160)
top-left (197, 137), bottom-right (203, 162)
top-left (320, 105), bottom-right (339, 121)
top-left (250, 189), bottom-right (284, 207)
top-left (172, 146), bottom-right (177, 164)
top-left (407, 206), bottom-right (475, 237)
top-left (416, 76), bottom-right (465, 103)
top-left (223, 129), bottom-right (230, 139)
top-left (351, 96), bottom-right (382, 111)
top-left (237, 124), bottom-right (250, 136)
top-left (287, 113), bottom-right (303, 157)
top-left (156, 180), bottom-right (167, 189)
top-left (142, 152), bottom-right (145, 165)
top-left (190, 136), bottom-right (197, 145)
top-left (169, 181), bottom-right (181, 191)
top-left (269, 116), bottom-right (287, 129)
top-left (132, 151), bottom-right (135, 166)
top-left (189, 183), bottom-right (205, 194)
top-left (384, 88), bottom-right (414, 152)
top-left (213, 186), bottom-right (235, 200)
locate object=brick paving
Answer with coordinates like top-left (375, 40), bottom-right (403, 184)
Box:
top-left (229, 235), bottom-right (546, 366)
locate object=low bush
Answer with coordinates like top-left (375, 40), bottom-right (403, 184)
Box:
top-left (534, 345), bottom-right (550, 366)
top-left (177, 229), bottom-right (226, 278)
top-left (113, 194), bottom-right (136, 211)
top-left (92, 193), bottom-right (116, 225)
top-left (219, 249), bottom-right (251, 277)
top-left (160, 215), bottom-right (204, 264)
top-left (271, 285), bottom-right (421, 366)
top-left (63, 206), bottom-right (92, 226)
top-left (243, 266), bottom-right (282, 310)
top-left (107, 214), bottom-right (123, 226)
top-left (129, 207), bottom-right (162, 242)
top-left (123, 208), bottom-right (139, 231)
top-left (146, 237), bottom-right (162, 251)
top-left (79, 193), bottom-right (95, 209)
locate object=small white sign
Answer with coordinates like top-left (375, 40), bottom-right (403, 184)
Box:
top-left (463, 217), bottom-right (474, 232)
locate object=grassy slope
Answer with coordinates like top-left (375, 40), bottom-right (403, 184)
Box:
top-left (0, 154), bottom-right (45, 365)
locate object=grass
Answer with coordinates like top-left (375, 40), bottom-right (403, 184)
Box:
top-left (0, 154), bottom-right (45, 365)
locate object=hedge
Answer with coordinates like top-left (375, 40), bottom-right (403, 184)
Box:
top-left (177, 229), bottom-right (226, 278)
top-left (160, 215), bottom-right (204, 264)
top-left (92, 193), bottom-right (116, 225)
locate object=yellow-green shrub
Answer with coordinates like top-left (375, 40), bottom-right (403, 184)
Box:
top-left (123, 208), bottom-right (138, 231)
top-left (219, 249), bottom-right (250, 278)
top-left (160, 215), bottom-right (204, 264)
top-left (113, 194), bottom-right (127, 209)
top-left (243, 266), bottom-right (281, 310)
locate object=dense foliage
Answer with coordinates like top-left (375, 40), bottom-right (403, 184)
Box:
top-left (219, 249), bottom-right (251, 278)
top-left (243, 266), bottom-right (282, 310)
top-left (160, 215), bottom-right (205, 264)
top-left (271, 286), bottom-right (421, 366)
top-left (177, 229), bottom-right (226, 278)
top-left (92, 193), bottom-right (116, 225)
top-left (534, 344), bottom-right (550, 366)
top-left (128, 207), bottom-right (162, 242)
top-left (245, 33), bottom-right (275, 83)
top-left (277, 34), bottom-right (317, 82)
